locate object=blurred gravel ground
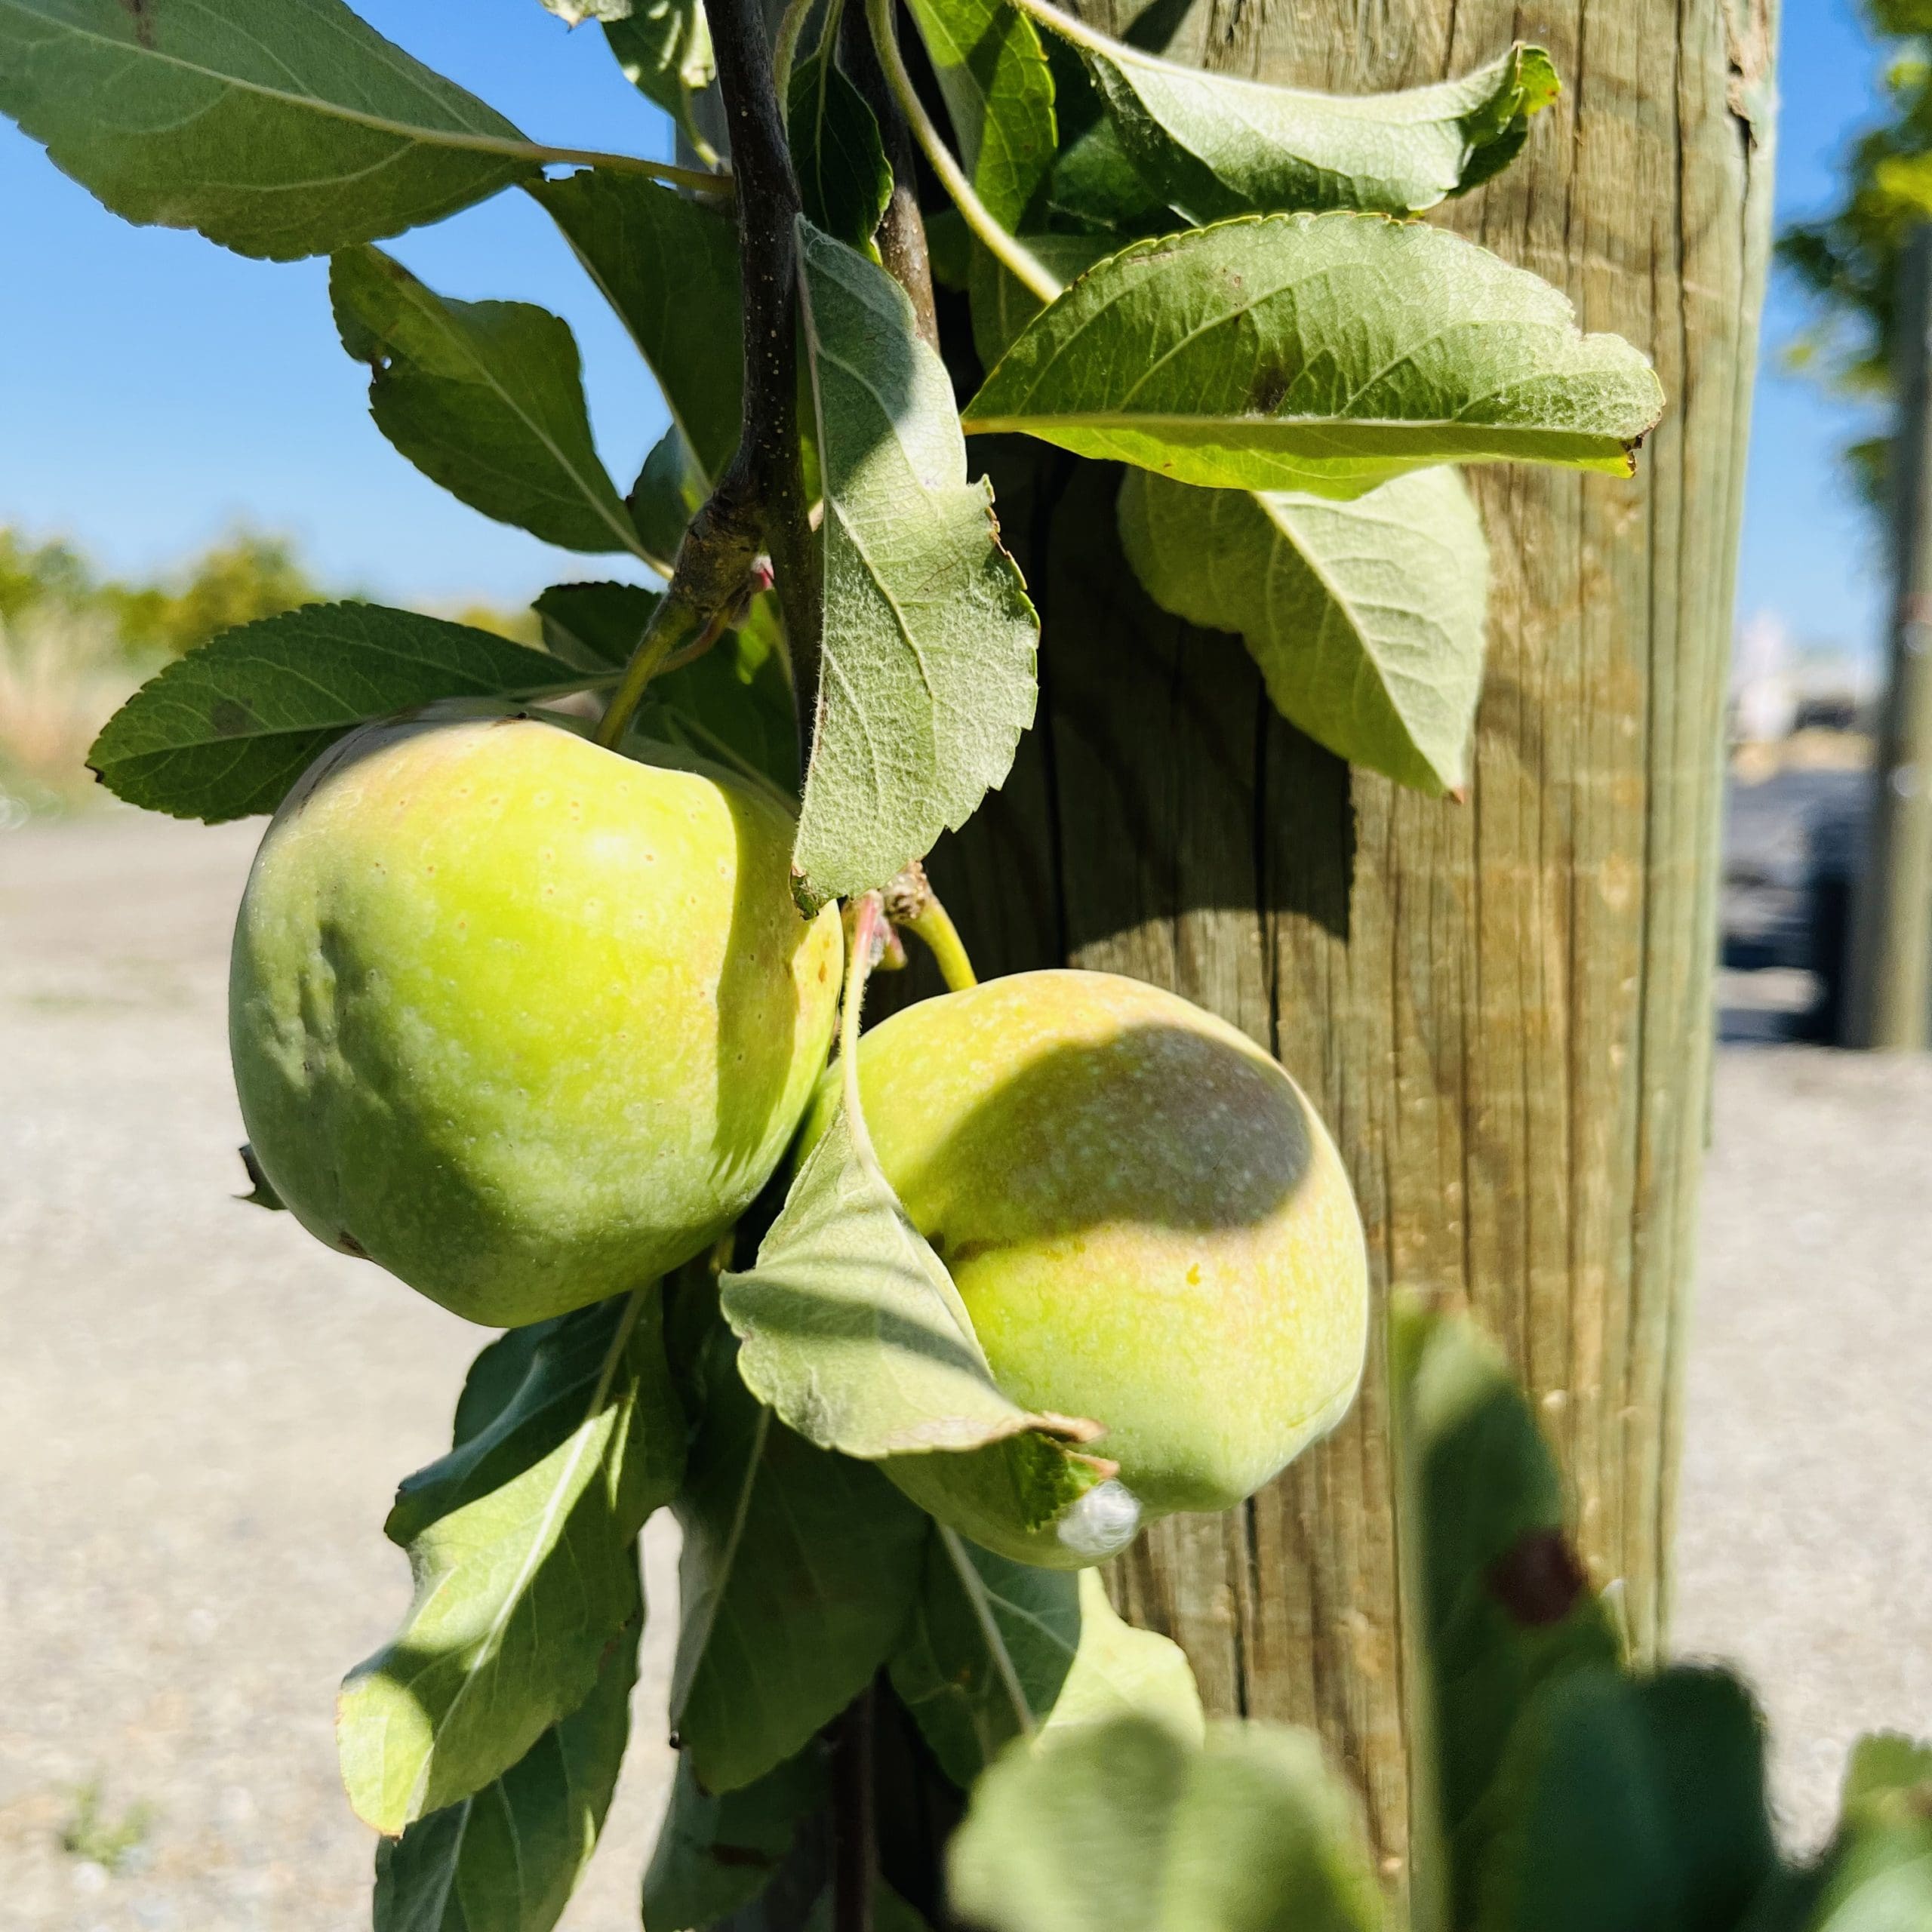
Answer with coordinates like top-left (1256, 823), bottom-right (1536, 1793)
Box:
top-left (2, 811), bottom-right (1928, 1929)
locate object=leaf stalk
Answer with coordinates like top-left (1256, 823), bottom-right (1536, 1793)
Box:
top-left (860, 0), bottom-right (1063, 306)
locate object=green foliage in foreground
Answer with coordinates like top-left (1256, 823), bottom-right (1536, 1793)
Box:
top-left (947, 1302), bottom-right (1932, 1932)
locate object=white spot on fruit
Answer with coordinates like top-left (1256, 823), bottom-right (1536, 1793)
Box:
top-left (1057, 1481), bottom-right (1141, 1561)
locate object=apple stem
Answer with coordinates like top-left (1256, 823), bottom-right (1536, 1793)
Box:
top-left (882, 862), bottom-right (979, 991)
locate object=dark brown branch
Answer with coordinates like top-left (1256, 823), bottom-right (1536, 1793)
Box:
top-left (601, 0), bottom-right (822, 761)
top-left (709, 0), bottom-right (823, 759)
top-left (829, 1686), bottom-right (877, 1932)
top-left (838, 0), bottom-right (940, 350)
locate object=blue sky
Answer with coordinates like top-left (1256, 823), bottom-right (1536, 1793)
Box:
top-left (0, 0), bottom-right (1898, 645)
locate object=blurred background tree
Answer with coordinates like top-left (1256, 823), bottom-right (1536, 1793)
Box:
top-left (0, 526), bottom-right (538, 817)
top-left (1783, 0), bottom-right (1932, 506)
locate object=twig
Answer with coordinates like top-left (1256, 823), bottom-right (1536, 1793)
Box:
top-left (860, 0), bottom-right (1063, 306)
top-left (839, 0), bottom-right (941, 349)
top-left (598, 0), bottom-right (822, 763)
top-left (709, 0), bottom-right (824, 758)
top-left (830, 1687), bottom-right (877, 1932)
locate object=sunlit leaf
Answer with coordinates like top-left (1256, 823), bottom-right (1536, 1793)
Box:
top-left (791, 220), bottom-right (1038, 907)
top-left (890, 1537), bottom-right (1200, 1786)
top-left (87, 604), bottom-right (583, 823)
top-left (903, 0), bottom-right (1057, 231)
top-left (331, 247), bottom-right (641, 557)
top-left (1031, 8), bottom-right (1559, 220)
top-left (721, 1097), bottom-right (1126, 1569)
top-left (949, 1715), bottom-right (1384, 1932)
top-left (963, 212), bottom-right (1666, 496)
top-left (339, 1293), bottom-right (682, 1834)
top-left (602, 0), bottom-right (716, 156)
top-left (373, 1589), bottom-right (640, 1932)
top-left (1118, 466), bottom-right (1489, 792)
top-left (1756, 1733), bottom-right (1932, 1932)
top-left (0, 0), bottom-right (534, 258)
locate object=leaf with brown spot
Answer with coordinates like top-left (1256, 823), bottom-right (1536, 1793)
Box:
top-left (1391, 1299), bottom-right (1622, 1928)
top-left (88, 602), bottom-right (587, 823)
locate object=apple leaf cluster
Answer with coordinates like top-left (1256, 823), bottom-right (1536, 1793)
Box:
top-left (7, 0), bottom-right (1866, 1927)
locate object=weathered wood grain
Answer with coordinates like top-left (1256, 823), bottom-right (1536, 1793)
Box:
top-left (904, 0), bottom-right (1781, 1874)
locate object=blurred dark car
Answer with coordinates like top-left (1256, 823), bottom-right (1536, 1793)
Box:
top-left (1721, 767), bottom-right (1871, 1040)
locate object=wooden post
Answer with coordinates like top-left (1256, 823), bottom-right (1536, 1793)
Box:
top-left (1850, 225), bottom-right (1932, 1049)
top-left (903, 0), bottom-right (1780, 1878)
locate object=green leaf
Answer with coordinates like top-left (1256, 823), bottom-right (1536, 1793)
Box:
top-left (721, 1098), bottom-right (1075, 1457)
top-left (603, 0), bottom-right (716, 158)
top-left (889, 1534), bottom-right (1081, 1785)
top-left (534, 580), bottom-right (798, 795)
top-left (1046, 117), bottom-right (1170, 232)
top-left (966, 231), bottom-right (1117, 371)
top-left (451, 1324), bottom-right (557, 1449)
top-left (1390, 1299), bottom-right (1622, 1929)
top-left (903, 0), bottom-right (1057, 231)
top-left (721, 1097), bottom-right (1130, 1569)
top-left (643, 1744), bottom-right (829, 1932)
top-left (1779, 1733), bottom-right (1932, 1932)
top-left (1844, 1734), bottom-right (1932, 1809)
top-left (338, 1292), bottom-right (683, 1835)
top-left (962, 212), bottom-right (1666, 496)
top-left (670, 1316), bottom-right (928, 1793)
top-left (629, 423), bottom-right (711, 573)
top-left (86, 603), bottom-right (583, 823)
top-left (1118, 466), bottom-right (1489, 793)
top-left (788, 46), bottom-right (892, 254)
top-left (1472, 1667), bottom-right (1777, 1932)
top-left (1035, 12), bottom-right (1560, 221)
top-left (331, 246), bottom-right (641, 557)
top-left (528, 170), bottom-right (744, 485)
top-left (373, 1587), bottom-right (641, 1932)
top-left (534, 581), bottom-right (662, 670)
top-left (792, 220), bottom-right (1038, 907)
top-left (0, 0), bottom-right (534, 260)
top-left (1743, 1736), bottom-right (1932, 1932)
top-left (1044, 1571), bottom-right (1204, 1748)
top-left (891, 1538), bottom-right (1200, 1786)
top-left (948, 1715), bottom-right (1385, 1932)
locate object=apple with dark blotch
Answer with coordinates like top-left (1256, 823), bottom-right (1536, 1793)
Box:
top-left (229, 710), bottom-right (842, 1326)
top-left (814, 971), bottom-right (1369, 1558)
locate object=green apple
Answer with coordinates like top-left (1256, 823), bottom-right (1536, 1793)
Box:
top-left (230, 709), bottom-right (841, 1326)
top-left (820, 970), bottom-right (1368, 1534)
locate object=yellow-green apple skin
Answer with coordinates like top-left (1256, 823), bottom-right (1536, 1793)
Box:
top-left (229, 710), bottom-right (841, 1326)
top-left (814, 971), bottom-right (1368, 1524)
